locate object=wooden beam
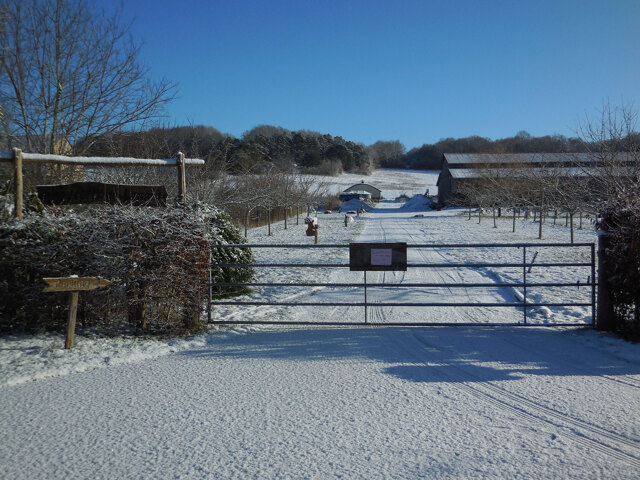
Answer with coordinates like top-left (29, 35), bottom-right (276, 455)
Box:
top-left (0, 150), bottom-right (204, 166)
top-left (177, 152), bottom-right (187, 203)
top-left (13, 148), bottom-right (23, 220)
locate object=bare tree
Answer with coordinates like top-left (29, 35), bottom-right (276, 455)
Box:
top-left (577, 102), bottom-right (640, 212)
top-left (0, 0), bottom-right (175, 156)
top-left (367, 140), bottom-right (405, 168)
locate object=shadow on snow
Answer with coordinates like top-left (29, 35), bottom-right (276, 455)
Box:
top-left (180, 326), bottom-right (639, 383)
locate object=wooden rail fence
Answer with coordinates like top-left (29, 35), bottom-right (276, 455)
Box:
top-left (0, 148), bottom-right (204, 219)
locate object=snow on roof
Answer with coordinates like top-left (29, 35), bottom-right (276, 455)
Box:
top-left (344, 182), bottom-right (381, 192)
top-left (448, 165), bottom-right (619, 179)
top-left (341, 190), bottom-right (371, 196)
top-left (443, 152), bottom-right (635, 166)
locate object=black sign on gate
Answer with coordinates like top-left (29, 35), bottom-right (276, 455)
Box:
top-left (349, 242), bottom-right (407, 271)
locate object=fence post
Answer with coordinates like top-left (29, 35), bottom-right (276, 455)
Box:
top-left (591, 243), bottom-right (596, 326)
top-left (13, 148), bottom-right (23, 220)
top-left (596, 231), bottom-right (614, 331)
top-left (522, 246), bottom-right (527, 324)
top-left (364, 271), bottom-right (368, 324)
top-left (177, 152), bottom-right (186, 203)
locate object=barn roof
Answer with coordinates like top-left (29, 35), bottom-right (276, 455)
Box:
top-left (443, 152), bottom-right (634, 166)
top-left (448, 165), bottom-right (609, 179)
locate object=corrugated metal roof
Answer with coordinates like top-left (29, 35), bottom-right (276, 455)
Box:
top-left (344, 183), bottom-right (382, 192)
top-left (443, 152), bottom-right (634, 166)
top-left (449, 165), bottom-right (618, 179)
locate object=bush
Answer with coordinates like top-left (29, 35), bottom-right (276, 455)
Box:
top-left (0, 204), bottom-right (253, 335)
top-left (598, 194), bottom-right (640, 340)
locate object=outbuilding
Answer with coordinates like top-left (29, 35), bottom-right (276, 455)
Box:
top-left (339, 191), bottom-right (372, 202)
top-left (436, 152), bottom-right (630, 203)
top-left (342, 181), bottom-right (382, 200)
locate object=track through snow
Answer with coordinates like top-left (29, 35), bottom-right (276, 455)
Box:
top-left (2, 326), bottom-right (640, 479)
top-left (2, 195), bottom-right (640, 479)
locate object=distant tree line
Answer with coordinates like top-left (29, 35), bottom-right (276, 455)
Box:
top-left (403, 131), bottom-right (592, 170)
top-left (86, 125), bottom-right (373, 176)
top-left (82, 126), bottom-right (626, 176)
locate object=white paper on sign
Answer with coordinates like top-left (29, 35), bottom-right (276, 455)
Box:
top-left (371, 249), bottom-right (392, 266)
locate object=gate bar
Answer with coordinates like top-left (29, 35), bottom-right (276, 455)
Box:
top-left (212, 262), bottom-right (592, 268)
top-left (210, 281), bottom-right (590, 288)
top-left (211, 301), bottom-right (593, 308)
top-left (208, 320), bottom-right (592, 327)
top-left (213, 242), bottom-right (596, 248)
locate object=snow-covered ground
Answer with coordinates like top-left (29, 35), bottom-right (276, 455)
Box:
top-left (2, 180), bottom-right (640, 479)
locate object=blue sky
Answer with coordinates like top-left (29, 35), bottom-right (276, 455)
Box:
top-left (102, 0), bottom-right (640, 150)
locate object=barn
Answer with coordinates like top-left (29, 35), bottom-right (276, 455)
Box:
top-left (436, 153), bottom-right (627, 203)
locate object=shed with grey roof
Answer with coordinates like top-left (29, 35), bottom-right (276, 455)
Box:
top-left (342, 181), bottom-right (382, 200)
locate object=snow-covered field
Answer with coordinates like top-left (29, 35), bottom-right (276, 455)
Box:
top-left (2, 171), bottom-right (639, 479)
top-left (317, 168), bottom-right (439, 198)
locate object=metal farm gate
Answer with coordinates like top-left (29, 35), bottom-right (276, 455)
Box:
top-left (207, 242), bottom-right (596, 327)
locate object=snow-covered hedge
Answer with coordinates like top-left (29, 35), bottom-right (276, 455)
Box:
top-left (0, 205), bottom-right (253, 335)
top-left (599, 195), bottom-right (640, 340)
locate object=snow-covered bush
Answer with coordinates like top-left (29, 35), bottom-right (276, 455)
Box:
top-left (0, 204), bottom-right (253, 335)
top-left (598, 194), bottom-right (640, 340)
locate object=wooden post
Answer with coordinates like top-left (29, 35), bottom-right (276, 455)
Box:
top-left (65, 291), bottom-right (79, 349)
top-left (13, 148), bottom-right (23, 220)
top-left (597, 232), bottom-right (614, 331)
top-left (177, 152), bottom-right (187, 203)
top-left (314, 226), bottom-right (318, 244)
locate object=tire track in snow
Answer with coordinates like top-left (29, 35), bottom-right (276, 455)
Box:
top-left (388, 331), bottom-right (640, 469)
top-left (393, 217), bottom-right (509, 324)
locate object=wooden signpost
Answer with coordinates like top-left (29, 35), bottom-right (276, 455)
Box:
top-left (43, 276), bottom-right (112, 349)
